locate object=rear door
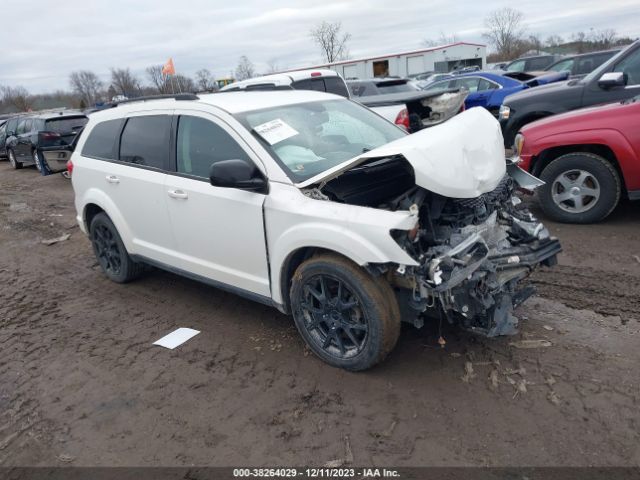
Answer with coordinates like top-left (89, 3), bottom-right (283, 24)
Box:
top-left (164, 111), bottom-right (270, 297)
top-left (40, 116), bottom-right (89, 171)
top-left (79, 113), bottom-right (178, 265)
top-left (15, 118), bottom-right (32, 159)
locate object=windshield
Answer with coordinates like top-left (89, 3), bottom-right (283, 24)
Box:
top-left (235, 99), bottom-right (406, 182)
top-left (547, 58), bottom-right (574, 72)
top-left (506, 60), bottom-right (526, 72)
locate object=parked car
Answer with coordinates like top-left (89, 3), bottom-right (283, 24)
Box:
top-left (500, 40), bottom-right (640, 147)
top-left (65, 92), bottom-right (560, 370)
top-left (6, 111), bottom-right (88, 174)
top-left (0, 120), bottom-right (7, 159)
top-left (451, 66), bottom-right (481, 74)
top-left (407, 71), bottom-right (435, 81)
top-left (420, 71), bottom-right (569, 116)
top-left (221, 69), bottom-right (350, 97)
top-left (513, 95), bottom-right (640, 223)
top-left (504, 54), bottom-right (562, 73)
top-left (346, 77), bottom-right (466, 131)
top-left (545, 48), bottom-right (621, 78)
top-left (225, 70), bottom-right (466, 133)
top-left (488, 62), bottom-right (508, 70)
top-left (415, 73), bottom-right (452, 87)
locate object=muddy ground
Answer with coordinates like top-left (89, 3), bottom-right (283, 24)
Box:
top-left (1, 162), bottom-right (639, 468)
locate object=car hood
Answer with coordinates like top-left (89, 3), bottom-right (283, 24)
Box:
top-left (297, 107), bottom-right (506, 199)
top-left (503, 79), bottom-right (578, 104)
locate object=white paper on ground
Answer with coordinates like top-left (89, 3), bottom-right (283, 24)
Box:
top-left (153, 328), bottom-right (200, 349)
top-left (253, 118), bottom-right (299, 145)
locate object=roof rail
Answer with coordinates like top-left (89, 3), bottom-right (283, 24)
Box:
top-left (112, 93), bottom-right (199, 107)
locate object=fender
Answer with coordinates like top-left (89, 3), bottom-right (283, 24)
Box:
top-left (78, 187), bottom-right (136, 254)
top-left (531, 129), bottom-right (640, 191)
top-left (265, 184), bottom-right (419, 305)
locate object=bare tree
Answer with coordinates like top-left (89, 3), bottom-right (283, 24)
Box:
top-left (590, 28), bottom-right (617, 49)
top-left (69, 70), bottom-right (103, 107)
top-left (544, 35), bottom-right (564, 48)
top-left (423, 32), bottom-right (460, 47)
top-left (110, 68), bottom-right (141, 97)
top-left (266, 58), bottom-right (283, 74)
top-left (1, 86), bottom-right (32, 111)
top-left (528, 34), bottom-right (543, 54)
top-left (173, 74), bottom-right (196, 93)
top-left (235, 56), bottom-right (255, 81)
top-left (483, 7), bottom-right (526, 59)
top-left (195, 69), bottom-right (217, 91)
top-left (310, 21), bottom-right (351, 63)
top-left (146, 65), bottom-right (171, 94)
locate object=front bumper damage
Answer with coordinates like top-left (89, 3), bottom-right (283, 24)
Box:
top-left (390, 166), bottom-right (561, 337)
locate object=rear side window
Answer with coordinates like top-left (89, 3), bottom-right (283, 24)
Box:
top-left (292, 76), bottom-right (350, 98)
top-left (45, 116), bottom-right (88, 133)
top-left (119, 115), bottom-right (171, 169)
top-left (82, 119), bottom-right (123, 160)
top-left (527, 57), bottom-right (554, 70)
top-left (176, 116), bottom-right (251, 178)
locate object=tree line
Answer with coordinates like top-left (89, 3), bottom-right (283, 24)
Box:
top-left (1, 13), bottom-right (635, 114)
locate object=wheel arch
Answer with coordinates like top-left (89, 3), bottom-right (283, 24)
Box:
top-left (531, 144), bottom-right (626, 195)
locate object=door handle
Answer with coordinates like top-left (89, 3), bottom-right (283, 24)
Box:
top-left (168, 189), bottom-right (188, 199)
top-left (106, 175), bottom-right (120, 184)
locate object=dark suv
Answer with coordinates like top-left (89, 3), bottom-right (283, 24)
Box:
top-left (6, 111), bottom-right (88, 174)
top-left (500, 40), bottom-right (640, 147)
top-left (545, 48), bottom-right (621, 78)
top-left (504, 55), bottom-right (562, 73)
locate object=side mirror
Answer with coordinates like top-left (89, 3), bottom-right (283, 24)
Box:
top-left (598, 72), bottom-right (627, 89)
top-left (209, 159), bottom-right (267, 193)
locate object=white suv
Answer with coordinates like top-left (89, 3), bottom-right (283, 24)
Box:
top-left (69, 91), bottom-right (560, 370)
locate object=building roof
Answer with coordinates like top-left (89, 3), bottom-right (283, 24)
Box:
top-left (286, 42), bottom-right (487, 71)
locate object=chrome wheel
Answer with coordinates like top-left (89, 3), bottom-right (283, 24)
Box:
top-left (551, 169), bottom-right (600, 213)
top-left (33, 150), bottom-right (41, 171)
top-left (299, 274), bottom-right (368, 360)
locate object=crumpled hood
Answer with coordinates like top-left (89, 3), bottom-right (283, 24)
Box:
top-left (298, 107), bottom-right (506, 199)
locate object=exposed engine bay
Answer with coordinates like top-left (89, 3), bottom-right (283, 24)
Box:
top-left (304, 155), bottom-right (561, 337)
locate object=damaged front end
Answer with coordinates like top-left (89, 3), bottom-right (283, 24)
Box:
top-left (387, 173), bottom-right (560, 336)
top-left (301, 108), bottom-right (561, 337)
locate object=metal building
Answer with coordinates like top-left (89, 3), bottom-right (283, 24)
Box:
top-left (302, 42), bottom-right (487, 79)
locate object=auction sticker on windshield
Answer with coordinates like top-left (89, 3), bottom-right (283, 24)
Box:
top-left (254, 118), bottom-right (299, 145)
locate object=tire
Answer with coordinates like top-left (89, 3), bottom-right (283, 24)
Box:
top-left (89, 212), bottom-right (144, 283)
top-left (290, 253), bottom-right (401, 371)
top-left (538, 152), bottom-right (621, 224)
top-left (33, 150), bottom-right (51, 176)
top-left (8, 149), bottom-right (22, 170)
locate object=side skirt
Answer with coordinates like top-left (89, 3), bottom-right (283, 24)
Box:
top-left (130, 254), bottom-right (286, 313)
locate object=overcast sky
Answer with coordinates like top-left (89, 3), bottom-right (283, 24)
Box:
top-left (1, 0), bottom-right (638, 93)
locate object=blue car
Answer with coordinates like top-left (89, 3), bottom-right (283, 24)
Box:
top-left (420, 71), bottom-right (569, 116)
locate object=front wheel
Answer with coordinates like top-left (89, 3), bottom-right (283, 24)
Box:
top-left (539, 153), bottom-right (621, 223)
top-left (89, 213), bottom-right (143, 283)
top-left (290, 254), bottom-right (401, 371)
top-left (8, 149), bottom-right (22, 170)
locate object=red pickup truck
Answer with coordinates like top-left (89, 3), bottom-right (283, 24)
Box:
top-left (514, 95), bottom-right (640, 223)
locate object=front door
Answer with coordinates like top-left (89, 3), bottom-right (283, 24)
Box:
top-left (164, 112), bottom-right (270, 297)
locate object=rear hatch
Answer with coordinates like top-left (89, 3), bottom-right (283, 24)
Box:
top-left (39, 115), bottom-right (88, 170)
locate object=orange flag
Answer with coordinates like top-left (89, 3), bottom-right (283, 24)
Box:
top-left (162, 58), bottom-right (176, 75)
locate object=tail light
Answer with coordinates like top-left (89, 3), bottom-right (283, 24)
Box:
top-left (394, 108), bottom-right (410, 131)
top-left (39, 131), bottom-right (61, 141)
top-left (66, 158), bottom-right (74, 176)
top-left (310, 71), bottom-right (322, 77)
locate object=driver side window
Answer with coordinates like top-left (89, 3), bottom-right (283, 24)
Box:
top-left (613, 49), bottom-right (640, 86)
top-left (176, 116), bottom-right (252, 178)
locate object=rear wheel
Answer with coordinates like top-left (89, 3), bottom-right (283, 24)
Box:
top-left (89, 213), bottom-right (143, 283)
top-left (539, 153), bottom-right (621, 223)
top-left (32, 150), bottom-right (50, 175)
top-left (290, 254), bottom-right (400, 371)
top-left (8, 149), bottom-right (22, 169)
